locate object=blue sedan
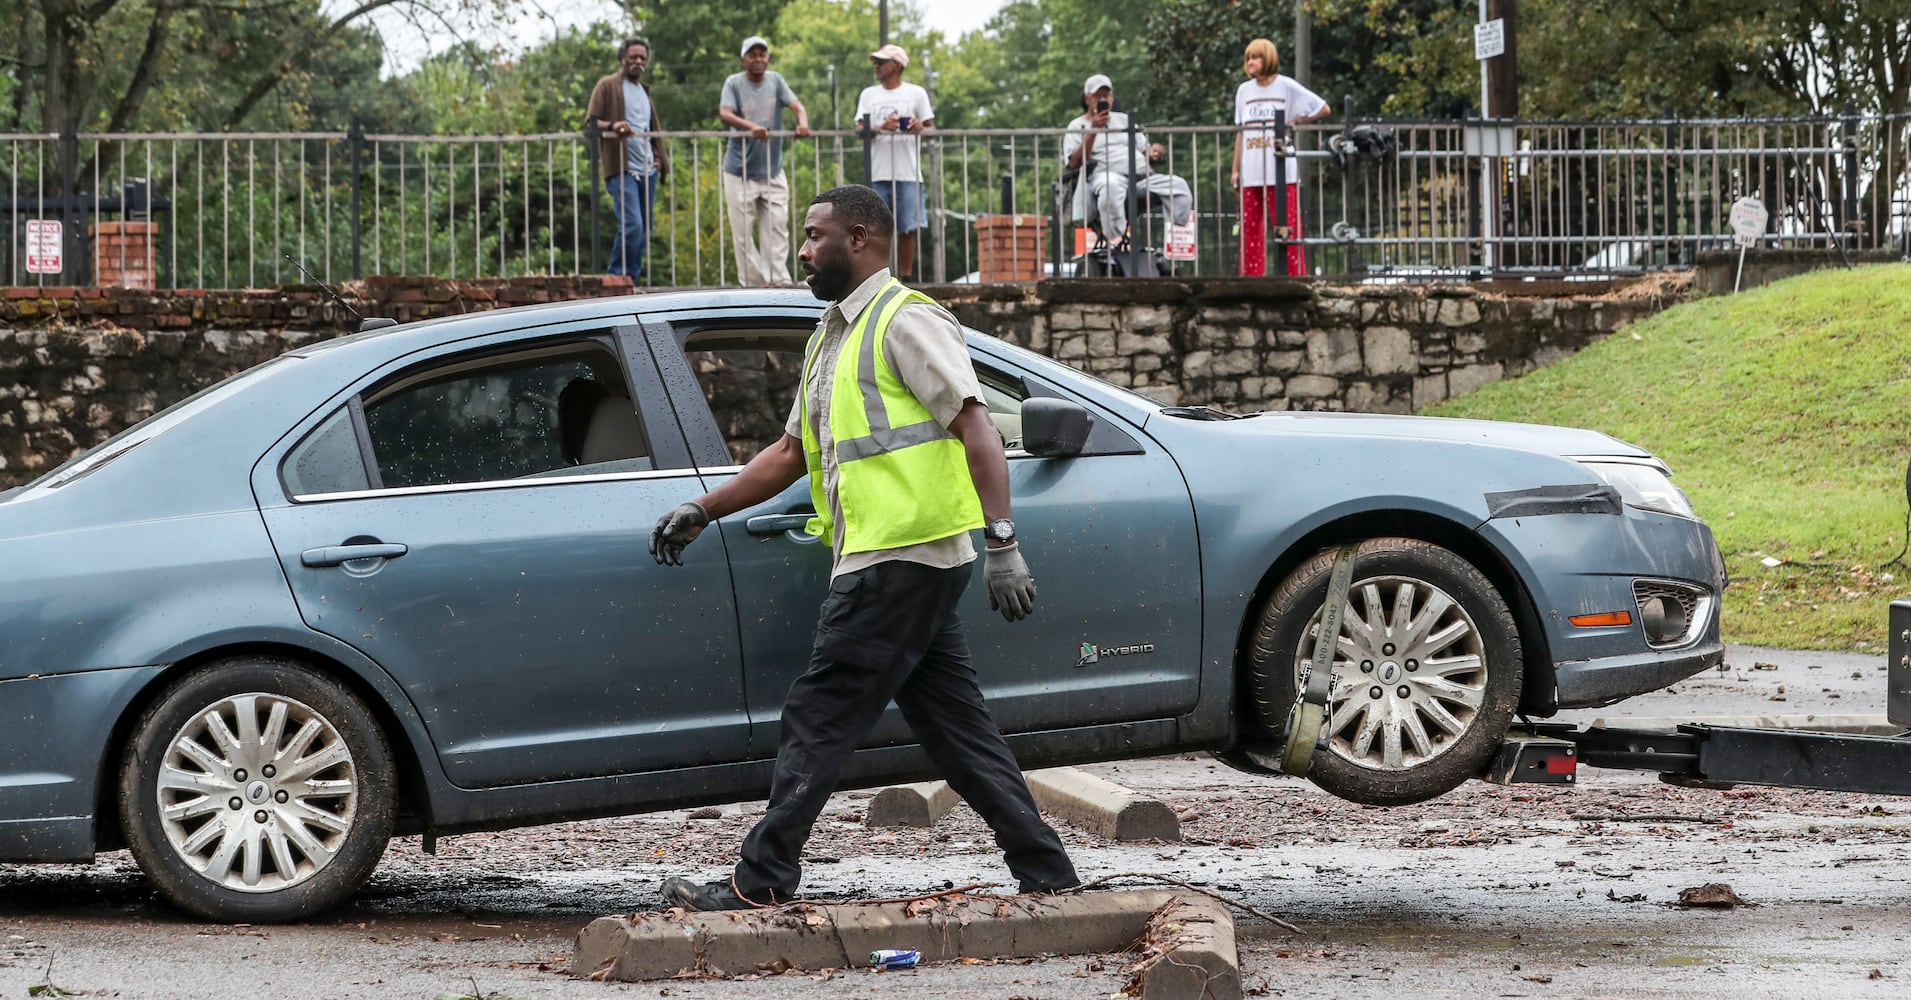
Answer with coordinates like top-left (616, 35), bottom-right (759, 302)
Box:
top-left (0, 289), bottom-right (1725, 921)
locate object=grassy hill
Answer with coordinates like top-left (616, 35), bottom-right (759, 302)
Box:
top-left (1426, 264), bottom-right (1911, 651)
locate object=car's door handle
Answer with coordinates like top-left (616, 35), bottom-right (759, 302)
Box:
top-left (745, 513), bottom-right (812, 536)
top-left (301, 543), bottom-right (409, 567)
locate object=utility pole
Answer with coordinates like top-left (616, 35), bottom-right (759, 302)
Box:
top-left (829, 64), bottom-right (844, 186)
top-left (879, 0), bottom-right (889, 46)
top-left (924, 49), bottom-right (945, 283)
top-left (1485, 0), bottom-right (1518, 118)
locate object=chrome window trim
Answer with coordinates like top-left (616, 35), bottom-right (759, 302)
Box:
top-left (692, 447), bottom-right (1036, 474)
top-left (290, 466), bottom-right (699, 503)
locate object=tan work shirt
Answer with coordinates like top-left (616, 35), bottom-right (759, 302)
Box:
top-left (784, 269), bottom-right (985, 578)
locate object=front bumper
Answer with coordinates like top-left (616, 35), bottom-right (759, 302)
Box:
top-left (0, 665), bottom-right (164, 863)
top-left (1553, 639), bottom-right (1725, 708)
top-left (1481, 501), bottom-right (1727, 712)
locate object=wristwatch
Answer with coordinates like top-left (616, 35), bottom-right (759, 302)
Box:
top-left (986, 518), bottom-right (1017, 543)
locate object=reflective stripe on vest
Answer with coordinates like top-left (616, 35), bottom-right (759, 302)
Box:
top-left (799, 277), bottom-right (983, 554)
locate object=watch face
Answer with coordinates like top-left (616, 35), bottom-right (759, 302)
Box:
top-left (989, 519), bottom-right (1015, 541)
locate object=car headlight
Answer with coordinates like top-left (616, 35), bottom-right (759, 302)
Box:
top-left (1578, 459), bottom-right (1696, 519)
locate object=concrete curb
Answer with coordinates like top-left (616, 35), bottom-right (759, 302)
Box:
top-left (1591, 713), bottom-right (1898, 735)
top-left (1137, 894), bottom-right (1241, 1000)
top-left (571, 891), bottom-right (1173, 980)
top-left (570, 889), bottom-right (1239, 998)
top-left (865, 780), bottom-right (961, 827)
top-left (1026, 766), bottom-right (1182, 841)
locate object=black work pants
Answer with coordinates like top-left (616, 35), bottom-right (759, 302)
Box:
top-left (732, 559), bottom-right (1079, 901)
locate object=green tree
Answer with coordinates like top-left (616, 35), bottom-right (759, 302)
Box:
top-left (629, 0), bottom-right (790, 130)
top-left (943, 0), bottom-right (1151, 129)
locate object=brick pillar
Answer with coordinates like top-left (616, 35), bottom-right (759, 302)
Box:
top-left (974, 214), bottom-right (1051, 282)
top-left (92, 221), bottom-right (157, 290)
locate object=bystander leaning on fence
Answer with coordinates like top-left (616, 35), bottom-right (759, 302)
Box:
top-left (856, 44), bottom-right (934, 280)
top-left (1231, 37), bottom-right (1329, 277)
top-left (719, 35), bottom-right (811, 287)
top-left (587, 38), bottom-right (672, 280)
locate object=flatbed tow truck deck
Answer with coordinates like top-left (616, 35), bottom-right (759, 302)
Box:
top-left (1484, 598), bottom-right (1911, 796)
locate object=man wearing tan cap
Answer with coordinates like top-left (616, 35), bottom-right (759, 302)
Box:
top-left (855, 43), bottom-right (934, 279)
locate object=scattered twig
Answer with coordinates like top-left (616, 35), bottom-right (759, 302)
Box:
top-left (26, 952), bottom-right (86, 998)
top-left (1065, 872), bottom-right (1304, 934)
top-left (1570, 813), bottom-right (1720, 824)
top-left (845, 882), bottom-right (1000, 907)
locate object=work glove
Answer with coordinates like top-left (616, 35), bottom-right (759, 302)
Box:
top-left (649, 502), bottom-right (710, 566)
top-left (985, 542), bottom-right (1037, 622)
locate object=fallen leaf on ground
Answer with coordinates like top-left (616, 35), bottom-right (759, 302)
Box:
top-left (1677, 883), bottom-right (1756, 908)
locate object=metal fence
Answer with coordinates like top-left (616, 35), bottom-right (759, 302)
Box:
top-left (3, 111), bottom-right (1908, 289)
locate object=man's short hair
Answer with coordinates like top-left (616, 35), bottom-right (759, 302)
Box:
top-left (621, 38), bottom-right (650, 59)
top-left (812, 185), bottom-right (894, 236)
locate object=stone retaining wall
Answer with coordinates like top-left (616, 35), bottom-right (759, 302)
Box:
top-left (0, 272), bottom-right (1689, 487)
top-left (936, 275), bottom-right (1686, 414)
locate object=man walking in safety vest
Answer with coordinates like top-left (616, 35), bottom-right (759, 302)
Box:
top-left (648, 184), bottom-right (1081, 910)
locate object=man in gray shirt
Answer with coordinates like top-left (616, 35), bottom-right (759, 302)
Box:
top-left (718, 35), bottom-right (811, 287)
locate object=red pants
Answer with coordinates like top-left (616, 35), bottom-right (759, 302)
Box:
top-left (1239, 184), bottom-right (1306, 276)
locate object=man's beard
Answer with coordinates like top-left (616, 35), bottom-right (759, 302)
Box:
top-left (806, 255), bottom-right (852, 301)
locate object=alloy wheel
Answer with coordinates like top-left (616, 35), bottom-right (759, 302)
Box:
top-left (154, 692), bottom-right (360, 893)
top-left (1302, 574), bottom-right (1489, 771)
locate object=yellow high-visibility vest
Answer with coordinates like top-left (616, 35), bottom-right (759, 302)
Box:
top-left (800, 278), bottom-right (984, 553)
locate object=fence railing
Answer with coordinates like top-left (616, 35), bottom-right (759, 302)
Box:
top-left (3, 112), bottom-right (1908, 289)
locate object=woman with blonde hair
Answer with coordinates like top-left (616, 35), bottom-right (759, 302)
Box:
top-left (1232, 38), bottom-right (1331, 276)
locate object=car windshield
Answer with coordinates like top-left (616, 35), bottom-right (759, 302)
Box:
top-left (24, 356), bottom-right (293, 491)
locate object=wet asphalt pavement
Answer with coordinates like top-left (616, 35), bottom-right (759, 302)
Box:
top-left (4, 645), bottom-right (1910, 999)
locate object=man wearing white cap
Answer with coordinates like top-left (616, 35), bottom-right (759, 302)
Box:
top-left (855, 43), bottom-right (934, 279)
top-left (1062, 74), bottom-right (1191, 254)
top-left (719, 35), bottom-right (811, 286)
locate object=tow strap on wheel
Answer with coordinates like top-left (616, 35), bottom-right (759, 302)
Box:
top-left (1281, 542), bottom-right (1359, 775)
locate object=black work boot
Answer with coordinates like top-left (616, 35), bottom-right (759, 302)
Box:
top-left (660, 876), bottom-right (772, 912)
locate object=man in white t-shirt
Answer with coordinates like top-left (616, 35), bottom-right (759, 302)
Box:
top-left (855, 44), bottom-right (934, 279)
top-left (1232, 38), bottom-right (1331, 276)
top-left (1062, 74), bottom-right (1192, 252)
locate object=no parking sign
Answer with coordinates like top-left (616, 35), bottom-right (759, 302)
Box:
top-left (25, 219), bottom-right (62, 274)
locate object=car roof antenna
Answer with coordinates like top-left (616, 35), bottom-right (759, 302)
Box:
top-left (281, 253), bottom-right (397, 332)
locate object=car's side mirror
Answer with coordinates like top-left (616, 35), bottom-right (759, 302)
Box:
top-left (1021, 397), bottom-right (1094, 458)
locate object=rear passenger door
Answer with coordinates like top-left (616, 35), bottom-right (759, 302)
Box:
top-left (253, 321), bottom-right (754, 789)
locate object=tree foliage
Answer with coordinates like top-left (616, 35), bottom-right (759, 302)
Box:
top-left (628, 0), bottom-right (789, 129)
top-left (943, 0), bottom-right (1152, 129)
top-left (1518, 0), bottom-right (1911, 120)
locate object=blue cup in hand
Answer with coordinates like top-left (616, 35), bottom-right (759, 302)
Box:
top-left (897, 116), bottom-right (913, 130)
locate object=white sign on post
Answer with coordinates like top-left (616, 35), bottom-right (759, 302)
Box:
top-left (1474, 18), bottom-right (1506, 60)
top-left (25, 219), bottom-right (62, 274)
top-left (1163, 221), bottom-right (1197, 262)
top-left (1728, 196), bottom-right (1769, 248)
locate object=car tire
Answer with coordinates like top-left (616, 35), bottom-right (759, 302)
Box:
top-left (119, 656), bottom-right (395, 922)
top-left (1246, 538), bottom-right (1522, 806)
